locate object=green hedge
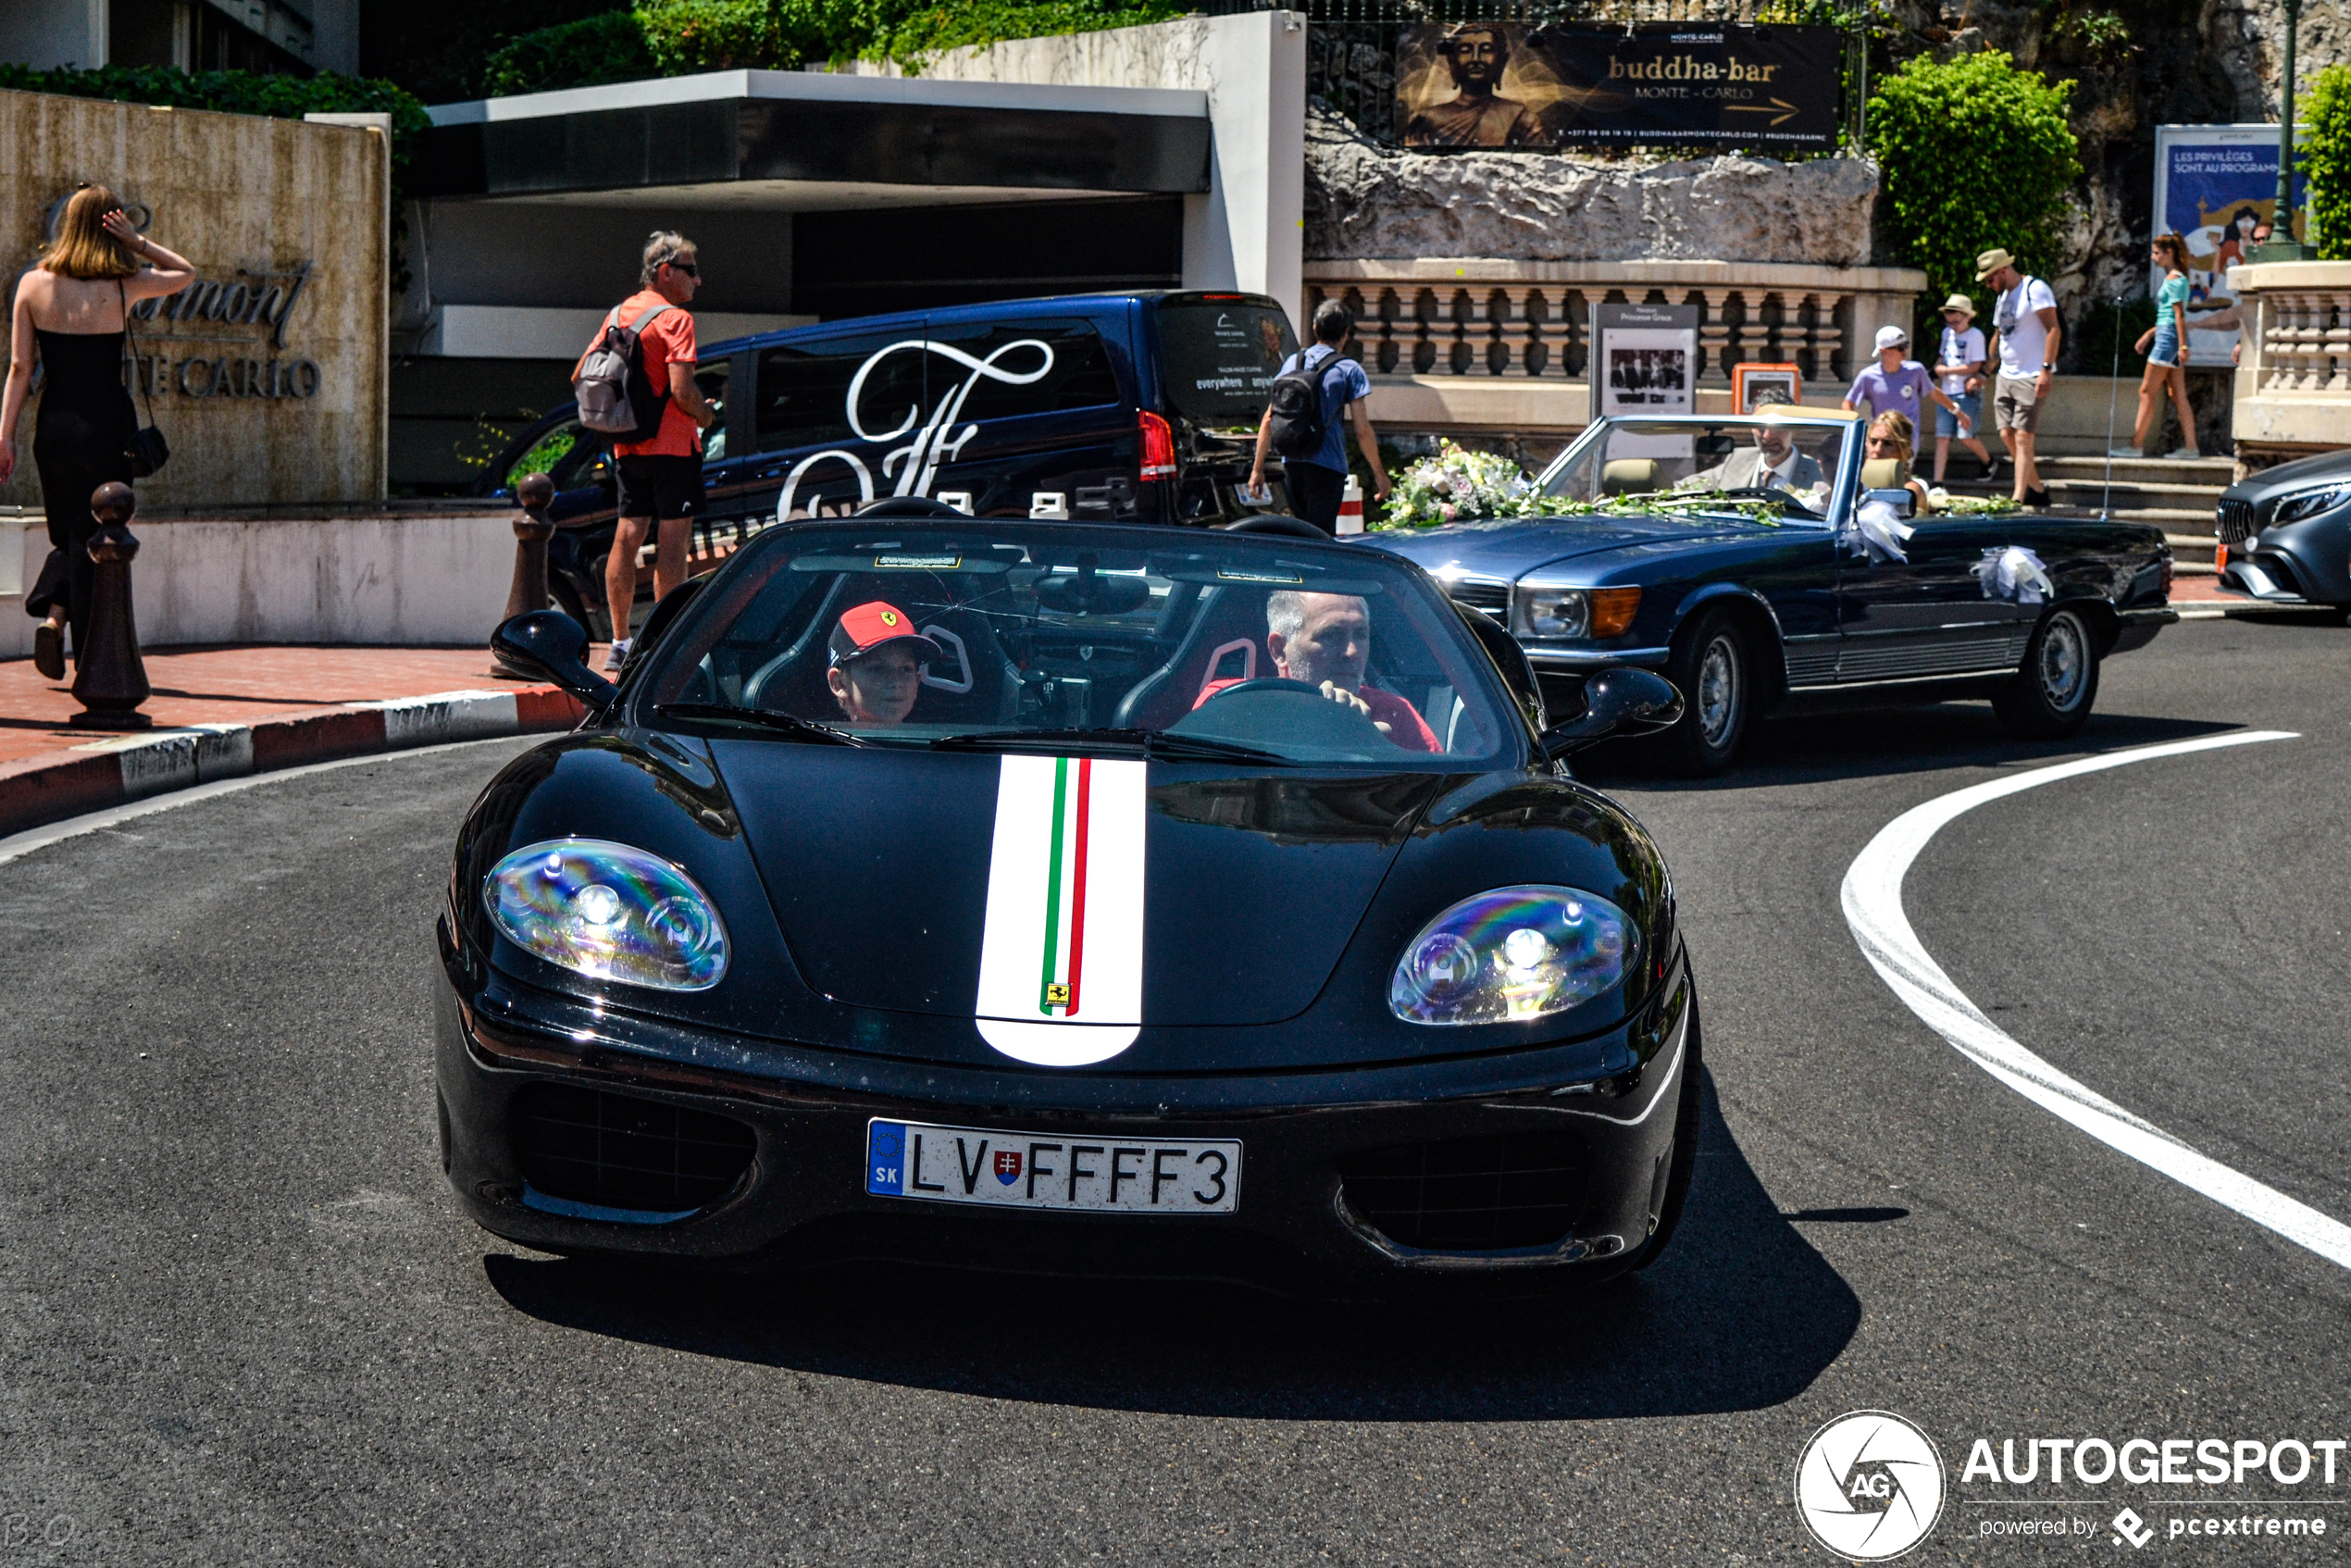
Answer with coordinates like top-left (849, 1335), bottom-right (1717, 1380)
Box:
top-left (481, 0), bottom-right (1179, 92)
top-left (484, 11), bottom-right (657, 94)
top-left (2304, 63), bottom-right (2351, 260)
top-left (1867, 52), bottom-right (2081, 330)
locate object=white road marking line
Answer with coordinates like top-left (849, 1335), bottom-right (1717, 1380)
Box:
top-left (0, 736), bottom-right (526, 869)
top-left (1839, 729), bottom-right (2351, 1272)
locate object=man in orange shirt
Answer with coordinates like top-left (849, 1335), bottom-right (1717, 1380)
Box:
top-left (593, 230), bottom-right (719, 668)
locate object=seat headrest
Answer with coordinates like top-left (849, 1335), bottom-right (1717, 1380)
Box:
top-left (1601, 458), bottom-right (1663, 495)
top-left (1861, 456), bottom-right (1911, 491)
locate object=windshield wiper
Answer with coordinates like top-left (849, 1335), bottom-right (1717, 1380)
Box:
top-left (653, 703), bottom-right (875, 747)
top-left (931, 727), bottom-right (1293, 765)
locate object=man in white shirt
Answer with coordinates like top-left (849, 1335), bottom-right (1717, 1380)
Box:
top-left (1978, 248), bottom-right (2060, 508)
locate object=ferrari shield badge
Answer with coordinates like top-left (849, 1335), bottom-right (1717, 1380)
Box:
top-left (975, 754), bottom-right (1145, 1065)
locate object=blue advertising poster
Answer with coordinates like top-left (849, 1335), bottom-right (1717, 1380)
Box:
top-left (2154, 123), bottom-right (2307, 361)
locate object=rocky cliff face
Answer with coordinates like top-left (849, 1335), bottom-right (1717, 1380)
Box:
top-left (1303, 106), bottom-right (1884, 266)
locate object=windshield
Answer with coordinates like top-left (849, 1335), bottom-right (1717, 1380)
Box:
top-left (640, 524), bottom-right (1514, 767)
top-left (1541, 417), bottom-right (1851, 522)
top-left (1153, 298), bottom-right (1299, 429)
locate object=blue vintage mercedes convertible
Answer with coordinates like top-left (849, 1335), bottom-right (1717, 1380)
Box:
top-left (1363, 409), bottom-right (2178, 774)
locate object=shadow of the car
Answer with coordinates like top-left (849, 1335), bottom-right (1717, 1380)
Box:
top-left (479, 1072), bottom-right (1860, 1422)
top-left (1578, 706), bottom-right (2244, 793)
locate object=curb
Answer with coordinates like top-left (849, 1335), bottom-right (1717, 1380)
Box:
top-left (0, 685), bottom-right (586, 840)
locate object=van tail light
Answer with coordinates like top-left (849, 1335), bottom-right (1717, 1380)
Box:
top-left (1138, 411), bottom-right (1176, 480)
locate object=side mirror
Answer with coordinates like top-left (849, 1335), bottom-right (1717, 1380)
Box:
top-left (1540, 666), bottom-right (1683, 759)
top-left (1863, 487), bottom-right (1917, 519)
top-left (491, 610), bottom-right (617, 711)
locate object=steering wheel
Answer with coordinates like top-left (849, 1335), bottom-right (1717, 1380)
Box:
top-left (1207, 677), bottom-right (1388, 729)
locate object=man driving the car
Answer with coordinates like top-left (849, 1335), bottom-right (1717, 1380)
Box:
top-left (827, 600), bottom-right (941, 727)
top-left (1685, 420), bottom-right (1828, 502)
top-left (1195, 591), bottom-right (1440, 752)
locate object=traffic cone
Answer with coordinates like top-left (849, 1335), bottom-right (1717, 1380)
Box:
top-left (1337, 474), bottom-right (1365, 535)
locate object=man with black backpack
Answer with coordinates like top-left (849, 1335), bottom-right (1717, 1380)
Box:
top-left (575, 230), bottom-right (719, 668)
top-left (1248, 300), bottom-right (1389, 534)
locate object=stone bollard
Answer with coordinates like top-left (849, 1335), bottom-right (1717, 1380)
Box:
top-left (68, 481), bottom-right (153, 730)
top-left (491, 472), bottom-right (557, 680)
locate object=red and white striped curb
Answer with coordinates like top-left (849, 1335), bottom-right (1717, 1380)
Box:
top-left (0, 686), bottom-right (585, 839)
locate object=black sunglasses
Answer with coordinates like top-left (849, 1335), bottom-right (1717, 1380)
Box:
top-left (665, 260), bottom-right (700, 278)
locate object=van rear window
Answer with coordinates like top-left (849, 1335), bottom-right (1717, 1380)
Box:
top-left (1154, 300), bottom-right (1297, 429)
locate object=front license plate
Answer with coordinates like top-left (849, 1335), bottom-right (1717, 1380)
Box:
top-left (865, 1119), bottom-right (1240, 1214)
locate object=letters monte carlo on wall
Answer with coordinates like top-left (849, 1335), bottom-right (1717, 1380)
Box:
top-left (0, 89), bottom-right (388, 508)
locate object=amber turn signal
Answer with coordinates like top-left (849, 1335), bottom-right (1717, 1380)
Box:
top-left (1589, 587), bottom-right (1643, 639)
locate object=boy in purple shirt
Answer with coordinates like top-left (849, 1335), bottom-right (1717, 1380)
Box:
top-left (1844, 324), bottom-right (1972, 443)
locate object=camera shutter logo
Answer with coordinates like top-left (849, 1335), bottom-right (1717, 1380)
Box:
top-left (1793, 1411), bottom-right (1947, 1561)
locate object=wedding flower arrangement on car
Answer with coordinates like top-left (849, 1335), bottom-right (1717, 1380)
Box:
top-left (1375, 440), bottom-right (1789, 530)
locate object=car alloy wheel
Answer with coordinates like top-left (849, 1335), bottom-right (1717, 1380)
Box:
top-left (1697, 632), bottom-right (1743, 749)
top-left (2035, 610), bottom-right (2088, 712)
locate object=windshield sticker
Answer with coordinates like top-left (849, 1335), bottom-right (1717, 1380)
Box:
top-left (1215, 567), bottom-right (1305, 585)
top-left (975, 754), bottom-right (1145, 1067)
top-left (876, 554), bottom-right (961, 570)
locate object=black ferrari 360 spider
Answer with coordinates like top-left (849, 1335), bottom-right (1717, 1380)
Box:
top-left (436, 502), bottom-right (1698, 1295)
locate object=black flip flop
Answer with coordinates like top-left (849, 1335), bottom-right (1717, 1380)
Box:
top-left (32, 621), bottom-right (63, 681)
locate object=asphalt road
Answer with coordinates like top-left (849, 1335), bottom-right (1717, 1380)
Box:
top-left (2, 612), bottom-right (2347, 1564)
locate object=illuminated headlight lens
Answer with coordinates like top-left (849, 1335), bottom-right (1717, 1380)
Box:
top-left (1389, 885), bottom-right (1636, 1027)
top-left (483, 838), bottom-right (729, 990)
top-left (1515, 587), bottom-right (1590, 639)
top-left (2271, 484), bottom-right (2351, 525)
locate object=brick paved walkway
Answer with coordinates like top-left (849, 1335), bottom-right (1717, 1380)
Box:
top-left (0, 643), bottom-right (604, 766)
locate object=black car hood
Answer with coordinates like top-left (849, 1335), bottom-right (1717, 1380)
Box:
top-left (710, 741), bottom-right (1440, 1027)
top-left (1366, 511), bottom-right (1784, 578)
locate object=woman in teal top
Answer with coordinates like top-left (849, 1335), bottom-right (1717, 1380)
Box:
top-left (2118, 234), bottom-right (2200, 460)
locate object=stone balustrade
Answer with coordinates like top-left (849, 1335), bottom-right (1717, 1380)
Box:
top-left (2229, 261), bottom-right (2351, 469)
top-left (1305, 258), bottom-right (1924, 392)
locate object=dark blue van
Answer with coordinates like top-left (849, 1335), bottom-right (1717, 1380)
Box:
top-left (476, 290), bottom-right (1300, 640)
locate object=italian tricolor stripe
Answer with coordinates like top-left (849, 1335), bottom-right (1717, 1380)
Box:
top-left (976, 754), bottom-right (1146, 1066)
top-left (1037, 756), bottom-right (1093, 1015)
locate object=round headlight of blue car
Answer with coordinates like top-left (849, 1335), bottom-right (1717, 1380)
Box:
top-left (483, 838), bottom-right (729, 991)
top-left (1389, 885), bottom-right (1636, 1027)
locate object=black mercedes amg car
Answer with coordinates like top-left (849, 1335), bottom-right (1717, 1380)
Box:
top-left (435, 503), bottom-right (1698, 1296)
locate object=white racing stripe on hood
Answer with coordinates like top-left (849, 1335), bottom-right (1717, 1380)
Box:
top-left (975, 754), bottom-right (1147, 1066)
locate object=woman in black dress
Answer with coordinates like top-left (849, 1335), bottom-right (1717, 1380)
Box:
top-left (0, 184), bottom-right (193, 678)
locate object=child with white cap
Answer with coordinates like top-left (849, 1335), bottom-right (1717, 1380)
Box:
top-left (1843, 323), bottom-right (1974, 448)
top-left (1930, 293), bottom-right (1996, 483)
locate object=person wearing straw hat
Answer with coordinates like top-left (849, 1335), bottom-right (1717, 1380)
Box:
top-left (1978, 247), bottom-right (2059, 508)
top-left (1930, 293), bottom-right (1995, 484)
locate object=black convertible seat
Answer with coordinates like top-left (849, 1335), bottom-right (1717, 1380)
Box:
top-left (1337, 1131), bottom-right (1584, 1251)
top-left (512, 1084), bottom-right (756, 1215)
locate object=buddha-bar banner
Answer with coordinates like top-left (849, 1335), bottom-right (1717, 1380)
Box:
top-left (1394, 22), bottom-right (1842, 151)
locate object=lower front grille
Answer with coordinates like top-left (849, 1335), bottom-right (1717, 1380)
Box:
top-left (2217, 497), bottom-right (2257, 544)
top-left (512, 1084), bottom-right (756, 1216)
top-left (1338, 1131), bottom-right (1582, 1251)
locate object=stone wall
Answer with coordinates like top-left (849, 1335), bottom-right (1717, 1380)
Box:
top-left (1304, 106), bottom-right (1881, 267)
top-left (0, 90), bottom-right (388, 512)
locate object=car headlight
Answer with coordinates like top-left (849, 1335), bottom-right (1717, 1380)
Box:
top-left (483, 838), bottom-right (728, 990)
top-left (2270, 484), bottom-right (2351, 525)
top-left (1512, 586), bottom-right (1642, 640)
top-left (1389, 885), bottom-right (1636, 1027)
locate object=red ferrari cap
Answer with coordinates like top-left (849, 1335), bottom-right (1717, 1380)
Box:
top-left (828, 601), bottom-right (942, 666)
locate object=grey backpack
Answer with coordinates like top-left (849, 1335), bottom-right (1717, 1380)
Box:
top-left (575, 301), bottom-right (675, 440)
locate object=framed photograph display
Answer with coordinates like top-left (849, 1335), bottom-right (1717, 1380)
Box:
top-left (1733, 363), bottom-right (1802, 413)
